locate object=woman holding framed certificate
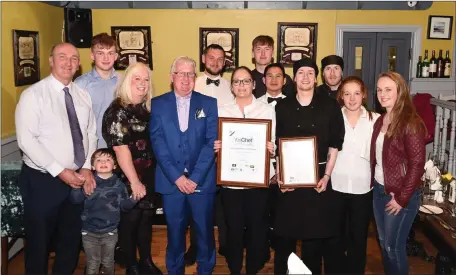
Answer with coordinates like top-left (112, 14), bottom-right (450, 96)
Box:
top-left (214, 66), bottom-right (276, 274)
top-left (273, 58), bottom-right (345, 275)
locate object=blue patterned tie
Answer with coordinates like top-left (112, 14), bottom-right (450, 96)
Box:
top-left (63, 87), bottom-right (85, 168)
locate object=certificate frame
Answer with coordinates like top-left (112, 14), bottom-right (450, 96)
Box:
top-left (217, 117), bottom-right (272, 188)
top-left (279, 136), bottom-right (319, 188)
top-left (277, 22), bottom-right (318, 65)
top-left (111, 26), bottom-right (153, 70)
top-left (199, 28), bottom-right (239, 72)
top-left (12, 30), bottom-right (40, 86)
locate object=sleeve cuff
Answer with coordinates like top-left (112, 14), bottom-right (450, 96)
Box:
top-left (45, 161), bottom-right (65, 177)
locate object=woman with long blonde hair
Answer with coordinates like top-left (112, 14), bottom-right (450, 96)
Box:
top-left (102, 62), bottom-right (162, 275)
top-left (370, 72), bottom-right (426, 275)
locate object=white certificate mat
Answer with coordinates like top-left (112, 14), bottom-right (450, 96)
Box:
top-left (217, 118), bottom-right (271, 187)
top-left (280, 137), bottom-right (318, 187)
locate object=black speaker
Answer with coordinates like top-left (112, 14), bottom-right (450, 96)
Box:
top-left (64, 8), bottom-right (93, 48)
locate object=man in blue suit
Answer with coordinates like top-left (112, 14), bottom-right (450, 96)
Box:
top-left (149, 56), bottom-right (218, 275)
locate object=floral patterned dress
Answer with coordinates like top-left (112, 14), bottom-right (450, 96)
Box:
top-left (102, 98), bottom-right (160, 209)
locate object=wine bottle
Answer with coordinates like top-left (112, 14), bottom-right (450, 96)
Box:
top-left (429, 50), bottom-right (437, 78)
top-left (422, 50), bottom-right (429, 78)
top-left (444, 50), bottom-right (452, 78)
top-left (437, 50), bottom-right (445, 78)
top-left (416, 56), bottom-right (422, 78)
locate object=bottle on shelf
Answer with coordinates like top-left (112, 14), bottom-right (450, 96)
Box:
top-left (437, 50), bottom-right (445, 78)
top-left (444, 50), bottom-right (452, 78)
top-left (422, 50), bottom-right (430, 78)
top-left (429, 50), bottom-right (437, 78)
top-left (416, 56), bottom-right (422, 78)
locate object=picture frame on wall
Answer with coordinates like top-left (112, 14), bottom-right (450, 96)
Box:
top-left (199, 28), bottom-right (239, 72)
top-left (111, 26), bottom-right (153, 70)
top-left (277, 22), bottom-right (318, 65)
top-left (12, 30), bottom-right (40, 87)
top-left (427, 15), bottom-right (453, 40)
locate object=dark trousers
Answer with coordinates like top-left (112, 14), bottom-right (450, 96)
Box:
top-left (274, 236), bottom-right (344, 275)
top-left (82, 229), bottom-right (118, 275)
top-left (188, 190), bottom-right (227, 252)
top-left (221, 188), bottom-right (269, 274)
top-left (336, 190), bottom-right (372, 274)
top-left (18, 164), bottom-right (83, 275)
top-left (119, 208), bottom-right (155, 267)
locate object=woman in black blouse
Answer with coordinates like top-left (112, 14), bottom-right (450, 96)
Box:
top-left (102, 62), bottom-right (162, 275)
top-left (274, 58), bottom-right (345, 274)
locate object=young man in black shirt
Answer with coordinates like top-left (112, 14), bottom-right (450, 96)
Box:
top-left (251, 35), bottom-right (295, 98)
top-left (316, 55), bottom-right (344, 99)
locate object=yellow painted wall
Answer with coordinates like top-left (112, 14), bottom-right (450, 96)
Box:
top-left (1, 2), bottom-right (63, 138)
top-left (2, 1), bottom-right (455, 138)
top-left (79, 2), bottom-right (455, 96)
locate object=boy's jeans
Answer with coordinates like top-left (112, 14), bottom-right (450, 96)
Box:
top-left (82, 229), bottom-right (118, 275)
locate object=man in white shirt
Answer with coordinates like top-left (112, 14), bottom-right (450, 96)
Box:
top-left (257, 63), bottom-right (286, 260)
top-left (194, 44), bottom-right (233, 106)
top-left (15, 42), bottom-right (97, 275)
top-left (258, 63), bottom-right (287, 108)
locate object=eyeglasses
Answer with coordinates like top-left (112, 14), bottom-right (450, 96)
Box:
top-left (232, 79), bottom-right (253, 86)
top-left (173, 72), bottom-right (196, 78)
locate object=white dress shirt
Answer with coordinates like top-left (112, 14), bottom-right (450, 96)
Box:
top-left (332, 107), bottom-right (380, 194)
top-left (194, 73), bottom-right (233, 106)
top-left (374, 132), bottom-right (386, 185)
top-left (257, 92), bottom-right (287, 108)
top-left (218, 96), bottom-right (276, 189)
top-left (15, 74), bottom-right (98, 177)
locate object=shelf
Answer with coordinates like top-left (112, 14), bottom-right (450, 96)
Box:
top-left (411, 78), bottom-right (455, 82)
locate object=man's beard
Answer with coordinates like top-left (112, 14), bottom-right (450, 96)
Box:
top-left (205, 66), bottom-right (222, 76)
top-left (325, 76), bottom-right (342, 87)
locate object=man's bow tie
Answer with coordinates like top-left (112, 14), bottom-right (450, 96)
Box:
top-left (268, 97), bottom-right (283, 104)
top-left (206, 78), bottom-right (220, 86)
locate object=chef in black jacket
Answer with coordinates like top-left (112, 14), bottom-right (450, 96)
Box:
top-left (316, 55), bottom-right (344, 99)
top-left (274, 58), bottom-right (345, 275)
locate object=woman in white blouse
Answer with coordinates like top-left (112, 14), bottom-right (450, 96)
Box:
top-left (331, 76), bottom-right (380, 274)
top-left (214, 66), bottom-right (275, 274)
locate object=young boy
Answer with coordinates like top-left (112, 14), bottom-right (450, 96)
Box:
top-left (70, 149), bottom-right (142, 275)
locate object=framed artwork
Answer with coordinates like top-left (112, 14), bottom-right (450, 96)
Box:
top-left (279, 136), bottom-right (319, 188)
top-left (12, 30), bottom-right (40, 86)
top-left (277, 22), bottom-right (318, 65)
top-left (217, 117), bottom-right (272, 188)
top-left (427, 15), bottom-right (453, 40)
top-left (111, 26), bottom-right (153, 70)
top-left (199, 28), bottom-right (239, 72)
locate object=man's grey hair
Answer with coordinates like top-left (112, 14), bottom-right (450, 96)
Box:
top-left (170, 56), bottom-right (196, 74)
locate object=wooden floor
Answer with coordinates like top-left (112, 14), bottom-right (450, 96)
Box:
top-left (7, 222), bottom-right (438, 274)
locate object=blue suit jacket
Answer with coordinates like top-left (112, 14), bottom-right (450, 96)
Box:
top-left (149, 91), bottom-right (218, 195)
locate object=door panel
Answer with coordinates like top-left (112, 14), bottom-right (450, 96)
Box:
top-left (343, 32), bottom-right (411, 112)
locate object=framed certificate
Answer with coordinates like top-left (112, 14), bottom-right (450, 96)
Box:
top-left (217, 117), bottom-right (272, 188)
top-left (279, 137), bottom-right (319, 188)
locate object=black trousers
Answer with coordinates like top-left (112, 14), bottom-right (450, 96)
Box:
top-left (274, 236), bottom-right (344, 275)
top-left (18, 165), bottom-right (83, 275)
top-left (337, 190), bottom-right (373, 274)
top-left (188, 189), bottom-right (227, 251)
top-left (119, 208), bottom-right (155, 267)
top-left (221, 188), bottom-right (269, 274)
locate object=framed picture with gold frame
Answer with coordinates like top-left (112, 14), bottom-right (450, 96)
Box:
top-left (111, 26), bottom-right (153, 70)
top-left (199, 28), bottom-right (239, 72)
top-left (217, 117), bottom-right (272, 188)
top-left (277, 22), bottom-right (318, 65)
top-left (279, 136), bottom-right (319, 188)
top-left (13, 30), bottom-right (40, 86)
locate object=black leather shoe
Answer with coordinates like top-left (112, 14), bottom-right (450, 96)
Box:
top-left (125, 265), bottom-right (140, 275)
top-left (218, 246), bottom-right (227, 257)
top-left (139, 258), bottom-right (163, 275)
top-left (115, 246), bottom-right (126, 269)
top-left (184, 246), bottom-right (197, 266)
